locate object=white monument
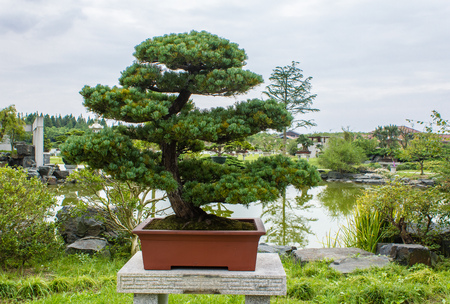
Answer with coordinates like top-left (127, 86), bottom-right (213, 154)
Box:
top-left (32, 116), bottom-right (44, 167)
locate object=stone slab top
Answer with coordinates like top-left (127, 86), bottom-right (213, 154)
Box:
top-left (293, 247), bottom-right (374, 263)
top-left (329, 255), bottom-right (391, 274)
top-left (117, 252), bottom-right (286, 296)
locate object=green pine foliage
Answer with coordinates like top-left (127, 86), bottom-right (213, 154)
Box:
top-left (61, 31), bottom-right (321, 220)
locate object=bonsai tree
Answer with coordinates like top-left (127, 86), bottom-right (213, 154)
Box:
top-left (296, 134), bottom-right (314, 152)
top-left (62, 31), bottom-right (320, 223)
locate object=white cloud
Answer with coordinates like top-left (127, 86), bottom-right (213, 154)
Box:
top-left (1, 0), bottom-right (449, 131)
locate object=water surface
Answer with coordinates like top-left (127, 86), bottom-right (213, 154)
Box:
top-left (55, 181), bottom-right (366, 248)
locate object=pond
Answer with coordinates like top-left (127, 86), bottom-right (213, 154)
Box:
top-left (55, 181), bottom-right (367, 248)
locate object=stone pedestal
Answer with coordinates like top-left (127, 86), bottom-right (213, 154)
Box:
top-left (117, 252), bottom-right (286, 304)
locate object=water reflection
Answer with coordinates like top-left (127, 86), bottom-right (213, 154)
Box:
top-left (55, 182), bottom-right (366, 248)
top-left (260, 188), bottom-right (317, 247)
top-left (317, 182), bottom-right (366, 218)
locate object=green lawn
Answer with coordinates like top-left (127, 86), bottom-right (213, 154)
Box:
top-left (2, 253), bottom-right (450, 303)
top-left (50, 156), bottom-right (63, 165)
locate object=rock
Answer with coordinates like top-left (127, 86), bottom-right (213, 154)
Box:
top-left (329, 255), bottom-right (390, 274)
top-left (292, 247), bottom-right (374, 264)
top-left (38, 165), bottom-right (55, 177)
top-left (16, 143), bottom-right (34, 156)
top-left (364, 173), bottom-right (384, 179)
top-left (45, 176), bottom-right (58, 185)
top-left (327, 171), bottom-right (343, 180)
top-left (66, 236), bottom-right (110, 257)
top-left (258, 243), bottom-right (297, 255)
top-left (53, 169), bottom-right (70, 180)
top-left (442, 239), bottom-right (450, 257)
top-left (364, 179), bottom-right (386, 185)
top-left (22, 156), bottom-right (36, 168)
top-left (56, 206), bottom-right (108, 244)
top-left (77, 216), bottom-right (104, 237)
top-left (377, 243), bottom-right (432, 266)
top-left (26, 168), bottom-right (41, 179)
top-left (418, 179), bottom-right (435, 186)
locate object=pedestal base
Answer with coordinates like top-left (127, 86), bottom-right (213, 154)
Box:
top-left (117, 252), bottom-right (286, 303)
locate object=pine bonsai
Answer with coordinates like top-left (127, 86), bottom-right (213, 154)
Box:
top-left (62, 31), bottom-right (320, 223)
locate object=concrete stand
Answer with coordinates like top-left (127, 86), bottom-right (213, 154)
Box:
top-left (117, 252), bottom-right (286, 303)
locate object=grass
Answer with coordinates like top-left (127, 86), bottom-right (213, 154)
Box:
top-left (49, 156), bottom-right (63, 165)
top-left (2, 253), bottom-right (450, 303)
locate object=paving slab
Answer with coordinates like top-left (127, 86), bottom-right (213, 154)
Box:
top-left (329, 255), bottom-right (391, 274)
top-left (293, 247), bottom-right (374, 263)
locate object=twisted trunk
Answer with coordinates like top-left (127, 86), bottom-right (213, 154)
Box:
top-left (161, 141), bottom-right (205, 220)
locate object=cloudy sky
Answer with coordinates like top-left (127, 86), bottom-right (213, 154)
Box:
top-left (1, 0), bottom-right (449, 133)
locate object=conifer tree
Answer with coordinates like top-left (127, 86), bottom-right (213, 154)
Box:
top-left (62, 31), bottom-right (320, 221)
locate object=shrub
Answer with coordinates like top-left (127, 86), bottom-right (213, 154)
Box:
top-left (396, 162), bottom-right (420, 171)
top-left (318, 137), bottom-right (366, 172)
top-left (356, 180), bottom-right (450, 246)
top-left (0, 166), bottom-right (62, 268)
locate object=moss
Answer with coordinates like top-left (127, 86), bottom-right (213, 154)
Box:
top-left (144, 215), bottom-right (256, 231)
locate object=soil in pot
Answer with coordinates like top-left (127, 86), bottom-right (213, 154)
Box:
top-left (144, 214), bottom-right (256, 231)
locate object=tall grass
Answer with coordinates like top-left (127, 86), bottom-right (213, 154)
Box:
top-left (326, 203), bottom-right (386, 253)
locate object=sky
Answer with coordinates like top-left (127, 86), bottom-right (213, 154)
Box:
top-left (1, 0), bottom-right (449, 133)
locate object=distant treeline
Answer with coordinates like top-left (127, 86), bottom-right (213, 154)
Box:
top-left (20, 113), bottom-right (108, 150)
top-left (21, 113), bottom-right (107, 130)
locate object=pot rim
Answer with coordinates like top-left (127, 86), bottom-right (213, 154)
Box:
top-left (133, 217), bottom-right (266, 236)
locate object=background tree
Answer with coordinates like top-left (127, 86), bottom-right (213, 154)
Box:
top-left (62, 31), bottom-right (321, 222)
top-left (398, 127), bottom-right (415, 149)
top-left (400, 133), bottom-right (443, 175)
top-left (352, 134), bottom-right (379, 159)
top-left (0, 105), bottom-right (26, 150)
top-left (264, 61), bottom-right (318, 154)
top-left (318, 136), bottom-right (366, 173)
top-left (372, 125), bottom-right (401, 156)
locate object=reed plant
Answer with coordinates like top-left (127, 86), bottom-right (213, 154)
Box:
top-left (337, 202), bottom-right (387, 253)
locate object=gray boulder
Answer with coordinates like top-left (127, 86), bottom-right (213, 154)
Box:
top-left (66, 236), bottom-right (110, 257)
top-left (56, 206), bottom-right (109, 244)
top-left (327, 171), bottom-right (343, 180)
top-left (377, 243), bottom-right (434, 266)
top-left (53, 169), bottom-right (70, 180)
top-left (38, 165), bottom-right (55, 177)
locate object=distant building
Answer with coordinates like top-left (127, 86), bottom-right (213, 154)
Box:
top-left (278, 130), bottom-right (301, 139)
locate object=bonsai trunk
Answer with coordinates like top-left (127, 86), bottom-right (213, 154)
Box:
top-left (161, 141), bottom-right (205, 220)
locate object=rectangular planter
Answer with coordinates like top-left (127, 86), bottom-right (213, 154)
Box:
top-left (133, 218), bottom-right (266, 271)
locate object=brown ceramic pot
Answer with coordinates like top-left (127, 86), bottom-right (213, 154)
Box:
top-left (133, 218), bottom-right (266, 271)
